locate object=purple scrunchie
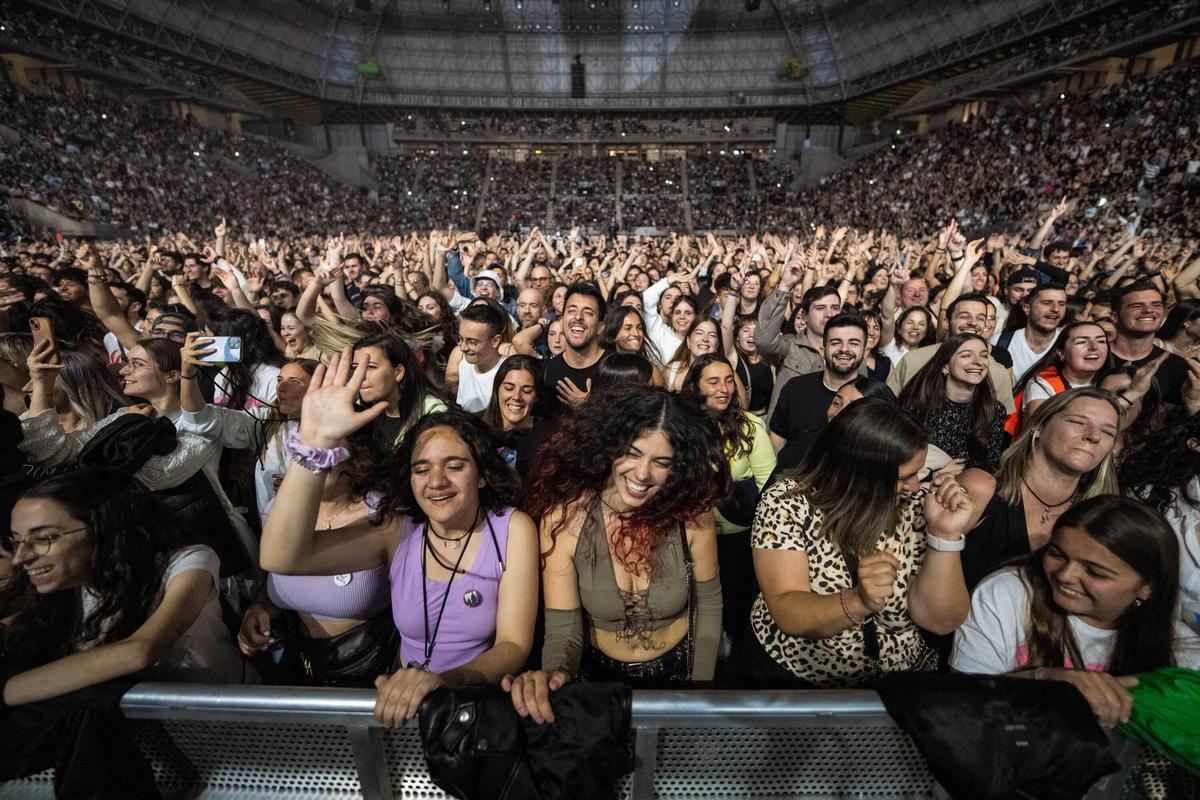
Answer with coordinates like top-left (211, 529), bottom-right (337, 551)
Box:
top-left (284, 431), bottom-right (350, 472)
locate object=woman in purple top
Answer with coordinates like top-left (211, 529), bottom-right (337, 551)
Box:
top-left (261, 347), bottom-right (538, 726)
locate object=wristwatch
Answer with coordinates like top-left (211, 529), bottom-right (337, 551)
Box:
top-left (925, 533), bottom-right (965, 552)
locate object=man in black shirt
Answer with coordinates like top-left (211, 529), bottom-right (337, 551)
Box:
top-left (769, 314), bottom-right (868, 472)
top-left (1109, 281), bottom-right (1187, 404)
top-left (542, 283), bottom-right (607, 417)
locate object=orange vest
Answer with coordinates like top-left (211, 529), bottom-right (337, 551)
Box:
top-left (1005, 366), bottom-right (1066, 437)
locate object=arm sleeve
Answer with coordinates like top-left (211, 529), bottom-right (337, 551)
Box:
top-left (949, 571), bottom-right (1026, 674)
top-left (747, 417), bottom-right (778, 490)
top-left (1034, 260), bottom-right (1071, 285)
top-left (540, 607), bottom-right (584, 678)
top-left (446, 250), bottom-right (473, 299)
top-left (18, 408), bottom-right (97, 466)
top-left (177, 405), bottom-right (265, 450)
top-left (755, 290), bottom-right (791, 359)
top-left (692, 576), bottom-right (722, 682)
top-left (642, 277), bottom-right (670, 313)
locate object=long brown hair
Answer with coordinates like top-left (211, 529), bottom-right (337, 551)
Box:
top-left (786, 398), bottom-right (927, 556)
top-left (1019, 495), bottom-right (1180, 674)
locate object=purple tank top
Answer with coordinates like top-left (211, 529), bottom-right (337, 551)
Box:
top-left (264, 492), bottom-right (391, 621)
top-left (267, 568), bottom-right (390, 621)
top-left (390, 507), bottom-right (513, 674)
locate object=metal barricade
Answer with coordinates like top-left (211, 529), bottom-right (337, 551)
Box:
top-left (0, 683), bottom-right (1143, 800)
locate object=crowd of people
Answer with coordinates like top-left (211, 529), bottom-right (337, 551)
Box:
top-left (772, 59), bottom-right (1200, 241)
top-left (2, 45), bottom-right (1200, 797)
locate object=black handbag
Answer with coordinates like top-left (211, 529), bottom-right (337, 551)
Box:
top-left (282, 608), bottom-right (400, 688)
top-left (419, 682), bottom-right (633, 800)
top-left (717, 477), bottom-right (761, 529)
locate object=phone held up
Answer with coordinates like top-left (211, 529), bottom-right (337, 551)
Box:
top-left (199, 336), bottom-right (243, 363)
top-left (29, 317), bottom-right (59, 365)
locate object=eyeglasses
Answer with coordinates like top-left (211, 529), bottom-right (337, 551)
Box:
top-left (150, 328), bottom-right (187, 343)
top-left (3, 526), bottom-right (88, 557)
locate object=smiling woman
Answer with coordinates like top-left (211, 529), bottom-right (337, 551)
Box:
top-left (951, 495), bottom-right (1199, 728)
top-left (504, 384), bottom-right (729, 721)
top-left (1, 468), bottom-right (246, 795)
top-left (962, 388), bottom-right (1123, 590)
top-left (258, 349), bottom-right (537, 727)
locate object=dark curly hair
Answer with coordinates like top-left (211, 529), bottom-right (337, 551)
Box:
top-left (1118, 411), bottom-right (1200, 514)
top-left (525, 384), bottom-right (731, 575)
top-left (679, 353), bottom-right (755, 460)
top-left (1, 469), bottom-right (191, 669)
top-left (379, 409), bottom-right (520, 524)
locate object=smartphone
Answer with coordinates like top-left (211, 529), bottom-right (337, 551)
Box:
top-left (29, 317), bottom-right (58, 364)
top-left (198, 336), bottom-right (242, 363)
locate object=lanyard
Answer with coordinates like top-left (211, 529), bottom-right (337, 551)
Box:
top-left (415, 515), bottom-right (477, 671)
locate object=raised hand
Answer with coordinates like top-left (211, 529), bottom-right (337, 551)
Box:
top-left (181, 332), bottom-right (216, 371)
top-left (299, 347), bottom-right (389, 447)
top-left (924, 471), bottom-right (975, 542)
top-left (214, 217), bottom-right (227, 239)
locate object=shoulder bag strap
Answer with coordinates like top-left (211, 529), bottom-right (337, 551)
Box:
top-left (679, 523), bottom-right (697, 681)
top-left (838, 543), bottom-right (880, 661)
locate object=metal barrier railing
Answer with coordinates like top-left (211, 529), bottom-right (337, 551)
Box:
top-left (0, 683), bottom-right (1141, 800)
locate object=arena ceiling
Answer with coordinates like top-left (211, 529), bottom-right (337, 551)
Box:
top-left (23, 0), bottom-right (1127, 122)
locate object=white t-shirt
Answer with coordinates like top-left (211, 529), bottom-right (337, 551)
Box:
top-left (1022, 376), bottom-right (1090, 408)
top-left (457, 356), bottom-right (506, 413)
top-left (1006, 328), bottom-right (1060, 381)
top-left (951, 568), bottom-right (1200, 674)
top-left (82, 545), bottom-right (247, 684)
top-left (215, 363), bottom-right (280, 410)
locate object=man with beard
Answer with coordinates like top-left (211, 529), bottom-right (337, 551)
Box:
top-left (889, 293), bottom-right (1017, 412)
top-left (515, 287), bottom-right (549, 356)
top-left (769, 314), bottom-right (874, 472)
top-left (542, 283), bottom-right (606, 416)
top-left (996, 284), bottom-right (1067, 379)
top-left (758, 270), bottom-right (868, 418)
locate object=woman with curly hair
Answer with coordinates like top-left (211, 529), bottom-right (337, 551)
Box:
top-left (1119, 412), bottom-right (1200, 626)
top-left (504, 385), bottom-right (727, 722)
top-left (680, 353), bottom-right (775, 652)
top-left (260, 350), bottom-right (537, 726)
top-left (1, 468), bottom-right (246, 796)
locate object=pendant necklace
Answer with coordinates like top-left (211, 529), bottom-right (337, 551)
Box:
top-left (1022, 479), bottom-right (1075, 525)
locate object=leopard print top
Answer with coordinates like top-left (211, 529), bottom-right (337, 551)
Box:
top-left (749, 478), bottom-right (931, 688)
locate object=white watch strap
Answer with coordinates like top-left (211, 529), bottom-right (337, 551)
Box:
top-left (925, 533), bottom-right (965, 552)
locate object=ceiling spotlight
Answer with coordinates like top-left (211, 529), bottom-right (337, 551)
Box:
top-left (515, 0), bottom-right (523, 6)
top-left (631, 0), bottom-right (639, 7)
top-left (192, 151), bottom-right (200, 157)
top-left (895, 129), bottom-right (901, 135)
top-left (1060, 93), bottom-right (1066, 99)
top-left (440, 1), bottom-right (450, 10)
top-left (234, 151), bottom-right (240, 157)
top-left (101, 113), bottom-right (107, 119)
top-left (483, 0), bottom-right (491, 10)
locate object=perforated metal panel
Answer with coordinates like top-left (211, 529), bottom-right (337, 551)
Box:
top-left (382, 727), bottom-right (450, 799)
top-left (653, 726), bottom-right (936, 799)
top-left (137, 720), bottom-right (363, 798)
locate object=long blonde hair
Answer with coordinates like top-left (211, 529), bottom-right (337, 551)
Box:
top-left (994, 387), bottom-right (1122, 506)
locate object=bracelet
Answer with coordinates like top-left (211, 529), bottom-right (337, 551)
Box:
top-left (839, 588), bottom-right (865, 626)
top-left (950, 253), bottom-right (966, 261)
top-left (284, 431), bottom-right (350, 473)
top-left (1115, 392), bottom-right (1132, 407)
top-left (179, 372), bottom-right (199, 380)
top-left (925, 533), bottom-right (966, 552)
